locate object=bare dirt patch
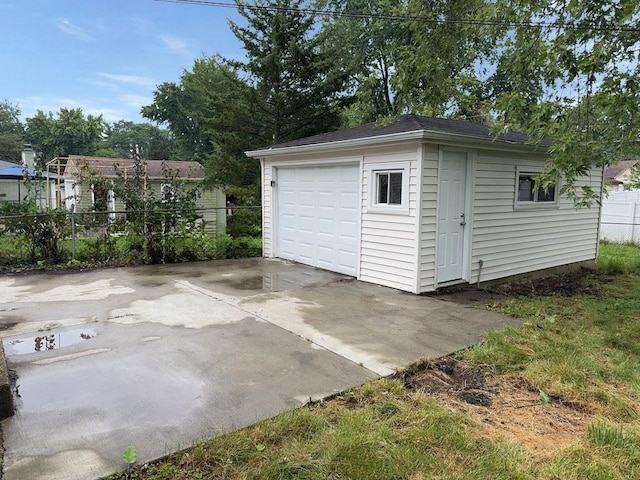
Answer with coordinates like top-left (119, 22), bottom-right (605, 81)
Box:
top-left (430, 267), bottom-right (608, 304)
top-left (401, 357), bottom-right (589, 452)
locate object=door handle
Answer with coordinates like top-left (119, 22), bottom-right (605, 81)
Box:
top-left (460, 212), bottom-right (466, 226)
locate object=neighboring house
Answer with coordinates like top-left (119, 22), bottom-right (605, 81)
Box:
top-left (246, 114), bottom-right (602, 294)
top-left (604, 160), bottom-right (638, 192)
top-left (0, 147), bottom-right (57, 208)
top-left (61, 156), bottom-right (226, 235)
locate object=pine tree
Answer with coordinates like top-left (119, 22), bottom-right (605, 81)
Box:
top-left (229, 0), bottom-right (349, 144)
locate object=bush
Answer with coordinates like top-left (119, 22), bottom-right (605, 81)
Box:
top-left (227, 207), bottom-right (261, 237)
top-left (1, 204), bottom-right (69, 264)
top-left (225, 236), bottom-right (262, 259)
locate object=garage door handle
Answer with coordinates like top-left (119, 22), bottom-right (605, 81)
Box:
top-left (460, 213), bottom-right (466, 226)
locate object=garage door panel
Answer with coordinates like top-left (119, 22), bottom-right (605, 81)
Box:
top-left (276, 164), bottom-right (359, 276)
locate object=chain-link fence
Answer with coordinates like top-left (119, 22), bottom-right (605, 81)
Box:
top-left (0, 206), bottom-right (262, 269)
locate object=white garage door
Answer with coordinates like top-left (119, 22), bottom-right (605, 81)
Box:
top-left (276, 164), bottom-right (360, 276)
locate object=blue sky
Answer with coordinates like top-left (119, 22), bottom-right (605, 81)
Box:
top-left (0, 0), bottom-right (245, 124)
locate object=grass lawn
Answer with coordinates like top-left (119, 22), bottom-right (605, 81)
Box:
top-left (107, 243), bottom-right (640, 480)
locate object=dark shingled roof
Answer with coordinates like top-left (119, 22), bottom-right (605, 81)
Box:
top-left (257, 114), bottom-right (549, 150)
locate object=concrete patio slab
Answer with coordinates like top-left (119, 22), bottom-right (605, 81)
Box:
top-left (0, 258), bottom-right (519, 480)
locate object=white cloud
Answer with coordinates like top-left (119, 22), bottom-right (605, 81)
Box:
top-left (159, 34), bottom-right (195, 60)
top-left (57, 18), bottom-right (92, 41)
top-left (120, 94), bottom-right (153, 109)
top-left (97, 73), bottom-right (158, 89)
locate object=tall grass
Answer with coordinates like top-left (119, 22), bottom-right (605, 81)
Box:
top-left (597, 241), bottom-right (640, 274)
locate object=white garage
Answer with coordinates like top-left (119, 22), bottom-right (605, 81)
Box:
top-left (248, 115), bottom-right (602, 294)
top-left (274, 164), bottom-right (360, 276)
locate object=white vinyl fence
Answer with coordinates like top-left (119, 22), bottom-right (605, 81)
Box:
top-left (600, 190), bottom-right (640, 244)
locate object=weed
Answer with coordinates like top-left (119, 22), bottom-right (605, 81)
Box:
top-left (587, 422), bottom-right (635, 449)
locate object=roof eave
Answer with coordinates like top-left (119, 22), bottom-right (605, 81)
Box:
top-left (245, 129), bottom-right (548, 158)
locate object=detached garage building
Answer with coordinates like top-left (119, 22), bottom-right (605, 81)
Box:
top-left (246, 115), bottom-right (602, 294)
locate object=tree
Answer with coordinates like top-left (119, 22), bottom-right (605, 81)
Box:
top-left (489, 0), bottom-right (640, 205)
top-left (25, 108), bottom-right (106, 164)
top-left (316, 0), bottom-right (408, 126)
top-left (0, 100), bottom-right (25, 163)
top-left (229, 0), bottom-right (350, 144)
top-left (143, 56), bottom-right (259, 187)
top-left (391, 0), bottom-right (499, 120)
top-left (101, 121), bottom-right (176, 160)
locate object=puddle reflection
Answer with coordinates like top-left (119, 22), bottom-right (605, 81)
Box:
top-left (6, 328), bottom-right (97, 355)
top-left (220, 271), bottom-right (321, 291)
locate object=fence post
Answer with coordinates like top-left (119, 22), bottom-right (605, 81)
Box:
top-left (70, 204), bottom-right (76, 261)
top-left (633, 202), bottom-right (639, 244)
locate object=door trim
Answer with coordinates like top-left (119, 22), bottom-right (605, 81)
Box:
top-left (435, 147), bottom-right (475, 285)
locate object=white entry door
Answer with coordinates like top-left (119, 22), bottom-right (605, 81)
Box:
top-left (276, 164), bottom-right (359, 276)
top-left (437, 152), bottom-right (468, 283)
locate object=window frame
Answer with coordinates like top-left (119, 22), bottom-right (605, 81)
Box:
top-left (514, 167), bottom-right (560, 210)
top-left (366, 162), bottom-right (410, 214)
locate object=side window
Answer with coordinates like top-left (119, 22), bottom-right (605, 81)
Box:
top-left (367, 162), bottom-right (410, 214)
top-left (376, 171), bottom-right (403, 205)
top-left (516, 169), bottom-right (558, 207)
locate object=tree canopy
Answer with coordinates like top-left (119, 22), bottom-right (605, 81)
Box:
top-left (0, 100), bottom-right (25, 163)
top-left (229, 0), bottom-right (350, 144)
top-left (100, 121), bottom-right (176, 160)
top-left (489, 0), bottom-right (640, 204)
top-left (142, 57), bottom-right (258, 187)
top-left (25, 108), bottom-right (106, 165)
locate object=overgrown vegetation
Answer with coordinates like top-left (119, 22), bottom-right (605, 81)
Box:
top-left (0, 161), bottom-right (262, 270)
top-left (105, 243), bottom-right (640, 480)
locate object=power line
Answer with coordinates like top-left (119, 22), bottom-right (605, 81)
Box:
top-left (153, 0), bottom-right (640, 33)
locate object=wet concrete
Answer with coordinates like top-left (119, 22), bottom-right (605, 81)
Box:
top-left (0, 258), bottom-right (519, 480)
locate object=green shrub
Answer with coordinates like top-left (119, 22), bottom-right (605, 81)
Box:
top-left (227, 207), bottom-right (261, 237)
top-left (225, 236), bottom-right (262, 259)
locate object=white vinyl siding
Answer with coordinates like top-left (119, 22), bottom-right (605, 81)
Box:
top-left (418, 144), bottom-right (439, 292)
top-left (470, 152), bottom-right (601, 283)
top-left (360, 147), bottom-right (419, 291)
top-left (262, 163), bottom-right (273, 257)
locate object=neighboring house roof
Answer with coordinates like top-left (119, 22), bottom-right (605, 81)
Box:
top-left (63, 156), bottom-right (205, 180)
top-left (0, 165), bottom-right (58, 180)
top-left (604, 160), bottom-right (638, 185)
top-left (248, 114), bottom-right (551, 155)
top-left (0, 160), bottom-right (18, 169)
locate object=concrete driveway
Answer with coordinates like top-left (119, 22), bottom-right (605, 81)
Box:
top-left (0, 258), bottom-right (518, 480)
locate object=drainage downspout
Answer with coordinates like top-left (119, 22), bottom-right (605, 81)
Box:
top-left (476, 259), bottom-right (484, 288)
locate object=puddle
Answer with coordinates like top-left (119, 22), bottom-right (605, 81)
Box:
top-left (5, 328), bottom-right (98, 355)
top-left (217, 271), bottom-right (338, 292)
